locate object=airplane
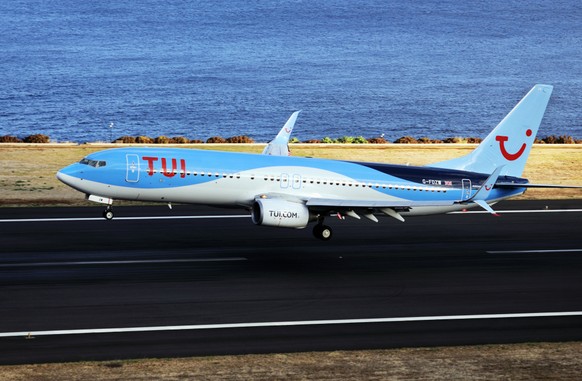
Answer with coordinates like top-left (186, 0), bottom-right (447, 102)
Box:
top-left (57, 84), bottom-right (580, 240)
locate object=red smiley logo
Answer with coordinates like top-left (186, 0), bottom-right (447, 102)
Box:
top-left (495, 129), bottom-right (532, 161)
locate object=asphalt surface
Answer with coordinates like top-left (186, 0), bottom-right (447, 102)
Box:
top-left (0, 200), bottom-right (581, 364)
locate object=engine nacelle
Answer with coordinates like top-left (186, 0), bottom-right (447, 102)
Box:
top-left (251, 198), bottom-right (311, 229)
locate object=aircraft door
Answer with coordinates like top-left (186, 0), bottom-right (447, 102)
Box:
top-left (461, 179), bottom-right (471, 201)
top-left (126, 154), bottom-right (140, 183)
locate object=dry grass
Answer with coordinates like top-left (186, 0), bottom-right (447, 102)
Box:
top-left (1, 143), bottom-right (581, 206)
top-left (2, 343), bottom-right (582, 380)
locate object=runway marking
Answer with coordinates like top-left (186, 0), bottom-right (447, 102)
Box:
top-left (0, 215), bottom-right (250, 223)
top-left (0, 257), bottom-right (247, 268)
top-left (1, 209), bottom-right (580, 223)
top-left (1, 311), bottom-right (581, 338)
top-left (450, 209), bottom-right (582, 214)
top-left (487, 249), bottom-right (582, 254)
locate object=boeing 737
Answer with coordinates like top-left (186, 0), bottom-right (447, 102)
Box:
top-left (57, 84), bottom-right (579, 240)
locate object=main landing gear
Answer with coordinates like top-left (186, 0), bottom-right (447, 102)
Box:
top-left (102, 206), bottom-right (114, 220)
top-left (312, 218), bottom-right (332, 241)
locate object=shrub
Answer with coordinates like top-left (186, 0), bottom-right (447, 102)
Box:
top-left (417, 137), bottom-right (432, 144)
top-left (0, 135), bottom-right (22, 143)
top-left (394, 136), bottom-right (418, 144)
top-left (226, 135), bottom-right (254, 143)
top-left (135, 135), bottom-right (154, 144)
top-left (289, 137), bottom-right (300, 144)
top-left (337, 136), bottom-right (354, 144)
top-left (155, 136), bottom-right (170, 144)
top-left (206, 136), bottom-right (227, 143)
top-left (540, 135), bottom-right (576, 144)
top-left (170, 136), bottom-right (190, 144)
top-left (321, 137), bottom-right (336, 144)
top-left (115, 136), bottom-right (136, 143)
top-left (353, 136), bottom-right (368, 144)
top-left (442, 137), bottom-right (465, 144)
top-left (189, 139), bottom-right (204, 144)
top-left (466, 137), bottom-right (483, 144)
top-left (367, 137), bottom-right (388, 144)
top-left (557, 135), bottom-right (575, 144)
top-left (303, 139), bottom-right (322, 144)
top-left (24, 134), bottom-right (50, 143)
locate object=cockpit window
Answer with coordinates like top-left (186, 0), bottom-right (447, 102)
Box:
top-left (79, 158), bottom-right (107, 168)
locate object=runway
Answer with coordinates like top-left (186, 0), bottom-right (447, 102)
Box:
top-left (1, 200), bottom-right (581, 364)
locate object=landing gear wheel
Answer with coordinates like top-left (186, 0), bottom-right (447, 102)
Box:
top-left (313, 224), bottom-right (332, 241)
top-left (103, 207), bottom-right (114, 221)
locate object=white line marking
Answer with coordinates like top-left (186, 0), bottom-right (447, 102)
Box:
top-left (1, 311), bottom-right (581, 338)
top-left (0, 257), bottom-right (247, 268)
top-left (450, 209), bottom-right (582, 215)
top-left (487, 249), bottom-right (582, 254)
top-left (2, 209), bottom-right (579, 223)
top-left (0, 215), bottom-right (250, 223)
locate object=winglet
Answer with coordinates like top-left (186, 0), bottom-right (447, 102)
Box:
top-left (469, 165), bottom-right (504, 202)
top-left (462, 166), bottom-right (504, 215)
top-left (262, 111), bottom-right (301, 156)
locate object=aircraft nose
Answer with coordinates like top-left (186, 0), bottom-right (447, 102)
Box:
top-left (56, 168), bottom-right (69, 184)
top-left (56, 164), bottom-right (84, 188)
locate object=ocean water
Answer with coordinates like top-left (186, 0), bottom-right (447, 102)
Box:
top-left (1, 0), bottom-right (581, 143)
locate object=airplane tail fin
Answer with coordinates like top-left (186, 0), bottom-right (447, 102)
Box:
top-left (429, 84), bottom-right (553, 177)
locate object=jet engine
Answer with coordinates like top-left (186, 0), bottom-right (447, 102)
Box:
top-left (251, 198), bottom-right (312, 228)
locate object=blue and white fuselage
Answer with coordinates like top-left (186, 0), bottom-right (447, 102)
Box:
top-left (58, 147), bottom-right (524, 211)
top-left (58, 85), bottom-right (573, 240)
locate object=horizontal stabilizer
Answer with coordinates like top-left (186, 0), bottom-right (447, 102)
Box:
top-left (495, 183), bottom-right (582, 189)
top-left (474, 199), bottom-right (499, 216)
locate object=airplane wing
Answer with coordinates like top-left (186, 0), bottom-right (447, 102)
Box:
top-left (305, 197), bottom-right (456, 222)
top-left (306, 198), bottom-right (454, 208)
top-left (305, 166), bottom-right (505, 220)
top-left (262, 111), bottom-right (301, 156)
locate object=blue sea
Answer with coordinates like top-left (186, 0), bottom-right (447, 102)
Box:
top-left (1, 0), bottom-right (581, 143)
